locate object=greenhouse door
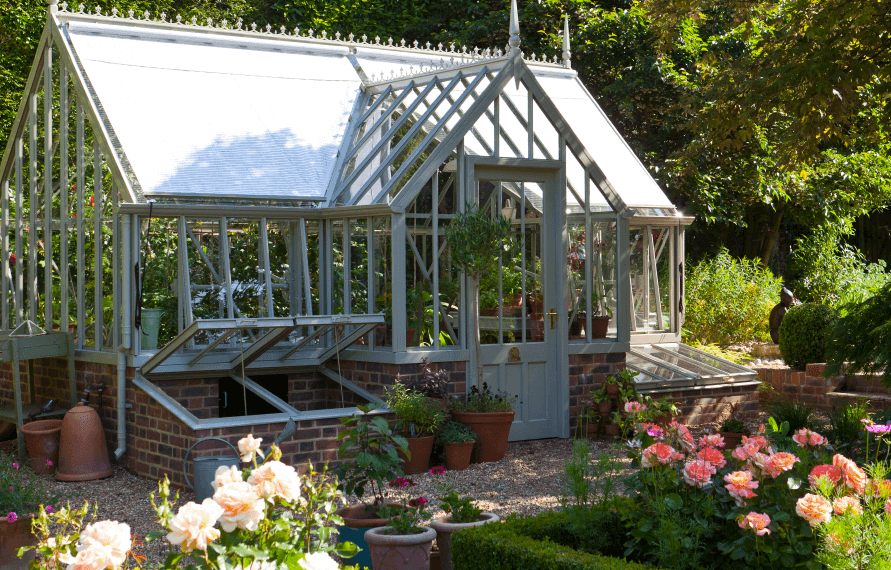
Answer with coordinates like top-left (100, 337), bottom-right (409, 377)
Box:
top-left (471, 160), bottom-right (563, 441)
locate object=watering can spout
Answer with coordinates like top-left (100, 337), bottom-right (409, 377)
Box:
top-left (273, 418), bottom-right (297, 447)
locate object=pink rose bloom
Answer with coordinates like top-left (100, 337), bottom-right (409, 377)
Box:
top-left (739, 512), bottom-right (771, 536)
top-left (248, 460), bottom-right (302, 503)
top-left (166, 499), bottom-right (223, 553)
top-left (5, 512), bottom-right (16, 523)
top-left (731, 442), bottom-right (760, 462)
top-left (624, 401), bottom-right (646, 414)
top-left (796, 493), bottom-right (833, 527)
top-left (833, 454), bottom-right (868, 494)
top-left (213, 481), bottom-right (266, 532)
top-left (885, 498), bottom-right (891, 515)
top-left (748, 452), bottom-right (771, 476)
top-left (832, 496), bottom-right (862, 515)
top-left (700, 434), bottom-right (725, 449)
top-left (211, 465), bottom-right (243, 492)
top-left (764, 452), bottom-right (800, 478)
top-left (237, 434), bottom-right (263, 463)
top-left (724, 470), bottom-right (759, 506)
top-left (64, 545), bottom-right (114, 570)
top-left (741, 435), bottom-right (769, 451)
top-left (682, 460), bottom-right (716, 488)
top-left (697, 446), bottom-right (727, 469)
top-left (792, 428), bottom-right (827, 448)
top-left (676, 424), bottom-right (696, 453)
top-left (809, 464), bottom-right (843, 488)
top-left (641, 443), bottom-right (684, 468)
top-left (78, 520), bottom-right (131, 568)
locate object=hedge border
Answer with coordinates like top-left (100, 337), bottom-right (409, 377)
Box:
top-left (451, 510), bottom-right (661, 570)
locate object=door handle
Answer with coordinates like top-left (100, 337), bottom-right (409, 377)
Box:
top-left (546, 308), bottom-right (558, 329)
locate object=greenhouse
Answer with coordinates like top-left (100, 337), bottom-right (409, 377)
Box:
top-left (0, 0), bottom-right (755, 475)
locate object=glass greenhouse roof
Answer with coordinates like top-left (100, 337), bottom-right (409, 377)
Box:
top-left (628, 344), bottom-right (758, 389)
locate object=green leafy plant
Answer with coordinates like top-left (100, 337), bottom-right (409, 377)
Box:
top-left (335, 403), bottom-right (409, 507)
top-left (683, 249), bottom-right (783, 346)
top-left (384, 383), bottom-right (445, 436)
top-left (430, 467), bottom-right (482, 523)
top-left (778, 303), bottom-right (839, 369)
top-left (826, 399), bottom-right (870, 450)
top-left (0, 451), bottom-right (58, 522)
top-left (449, 382), bottom-right (517, 413)
top-left (824, 280), bottom-right (891, 386)
top-left (759, 385), bottom-right (814, 432)
top-left (435, 421), bottom-right (476, 445)
top-left (379, 477), bottom-right (431, 535)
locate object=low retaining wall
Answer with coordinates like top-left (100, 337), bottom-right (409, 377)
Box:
top-left (756, 363), bottom-right (844, 408)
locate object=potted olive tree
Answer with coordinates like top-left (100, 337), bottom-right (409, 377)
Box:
top-left (384, 384), bottom-right (445, 475)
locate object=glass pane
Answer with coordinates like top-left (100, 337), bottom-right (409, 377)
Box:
top-left (523, 185), bottom-right (544, 343)
top-left (350, 219), bottom-right (369, 315)
top-left (372, 216), bottom-right (391, 349)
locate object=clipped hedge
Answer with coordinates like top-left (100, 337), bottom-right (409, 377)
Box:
top-left (451, 511), bottom-right (661, 570)
top-left (778, 303), bottom-right (839, 369)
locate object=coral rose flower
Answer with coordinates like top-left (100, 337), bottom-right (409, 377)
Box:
top-left (697, 446), bottom-right (727, 469)
top-left (724, 470), bottom-right (759, 505)
top-left (792, 428), bottom-right (827, 448)
top-left (78, 520), bottom-right (131, 569)
top-left (832, 496), bottom-right (862, 515)
top-left (214, 481), bottom-right (266, 532)
top-left (700, 434), bottom-right (725, 449)
top-left (764, 452), bottom-right (800, 478)
top-left (833, 454), bottom-right (868, 494)
top-left (298, 552), bottom-right (341, 570)
top-left (738, 512), bottom-right (771, 536)
top-left (238, 434), bottom-right (263, 463)
top-left (212, 465), bottom-right (243, 492)
top-left (166, 499), bottom-right (223, 553)
top-left (809, 465), bottom-right (843, 488)
top-left (682, 460), bottom-right (716, 488)
top-left (676, 424), bottom-right (696, 453)
top-left (249, 460), bottom-right (302, 503)
top-left (741, 435), bottom-right (769, 451)
top-left (796, 493), bottom-right (832, 527)
top-left (885, 498), bottom-right (891, 515)
top-left (641, 443), bottom-right (683, 468)
top-left (731, 442), bottom-right (760, 462)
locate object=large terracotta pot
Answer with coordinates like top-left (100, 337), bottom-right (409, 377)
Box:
top-left (365, 525), bottom-right (436, 570)
top-left (399, 435), bottom-right (434, 475)
top-left (443, 441), bottom-right (474, 471)
top-left (0, 515), bottom-right (36, 569)
top-left (19, 419), bottom-right (62, 475)
top-left (56, 403), bottom-right (113, 482)
top-left (335, 503), bottom-right (402, 570)
top-left (591, 316), bottom-right (611, 338)
top-left (450, 411), bottom-right (514, 463)
top-left (429, 513), bottom-right (499, 570)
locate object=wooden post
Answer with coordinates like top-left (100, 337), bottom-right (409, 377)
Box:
top-left (60, 64), bottom-right (69, 332)
top-left (220, 217), bottom-right (234, 319)
top-left (260, 217), bottom-right (274, 317)
top-left (1, 177), bottom-right (8, 330)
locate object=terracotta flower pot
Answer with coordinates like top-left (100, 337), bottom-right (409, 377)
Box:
top-left (443, 441), bottom-right (474, 471)
top-left (399, 435), bottom-right (435, 475)
top-left (430, 513), bottom-right (499, 570)
top-left (719, 431), bottom-right (749, 448)
top-left (591, 316), bottom-right (611, 338)
top-left (0, 515), bottom-right (36, 569)
top-left (365, 525), bottom-right (436, 570)
top-left (19, 419), bottom-right (62, 475)
top-left (656, 414), bottom-right (673, 426)
top-left (335, 503), bottom-right (403, 570)
top-left (598, 401), bottom-right (613, 415)
top-left (605, 383), bottom-right (619, 396)
top-left (450, 411), bottom-right (515, 463)
top-left (604, 423), bottom-right (620, 437)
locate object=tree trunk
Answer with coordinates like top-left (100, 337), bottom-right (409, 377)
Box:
top-left (742, 203), bottom-right (786, 266)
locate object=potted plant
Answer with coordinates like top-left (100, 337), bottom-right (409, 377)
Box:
top-left (367, 478), bottom-right (436, 570)
top-left (385, 384), bottom-right (445, 475)
top-left (652, 397), bottom-right (680, 425)
top-left (591, 388), bottom-right (613, 416)
top-left (0, 453), bottom-right (58, 569)
top-left (435, 422), bottom-right (476, 471)
top-left (333, 403), bottom-right (410, 569)
top-left (401, 357), bottom-right (450, 410)
top-left (591, 292), bottom-right (612, 339)
top-left (603, 375), bottom-right (621, 397)
top-left (449, 382), bottom-right (518, 463)
top-left (718, 403), bottom-right (750, 447)
top-left (428, 467), bottom-right (499, 570)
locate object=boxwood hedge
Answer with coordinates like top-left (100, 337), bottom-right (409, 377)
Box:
top-left (451, 510), bottom-right (661, 570)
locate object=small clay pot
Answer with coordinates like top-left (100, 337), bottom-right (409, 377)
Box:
top-left (605, 383), bottom-right (619, 396)
top-left (598, 401), bottom-right (613, 415)
top-left (443, 441), bottom-right (474, 471)
top-left (604, 423), bottom-right (620, 437)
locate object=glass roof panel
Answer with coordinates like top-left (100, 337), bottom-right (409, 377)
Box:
top-left (628, 344), bottom-right (758, 387)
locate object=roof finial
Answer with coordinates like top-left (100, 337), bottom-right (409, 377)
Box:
top-left (562, 14), bottom-right (571, 68)
top-left (49, 0), bottom-right (59, 15)
top-left (508, 0), bottom-right (521, 56)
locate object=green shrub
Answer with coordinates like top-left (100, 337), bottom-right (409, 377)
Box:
top-left (684, 249), bottom-right (783, 346)
top-left (778, 303), bottom-right (839, 369)
top-left (759, 385), bottom-right (814, 432)
top-left (452, 510), bottom-right (660, 570)
top-left (824, 280), bottom-right (891, 386)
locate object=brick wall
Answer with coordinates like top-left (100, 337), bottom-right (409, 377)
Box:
top-left (756, 363), bottom-right (844, 408)
top-left (568, 353), bottom-right (625, 432)
top-left (643, 383), bottom-right (761, 425)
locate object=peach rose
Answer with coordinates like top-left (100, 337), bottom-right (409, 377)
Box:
top-left (212, 465), bottom-right (243, 492)
top-left (214, 481), bottom-right (266, 532)
top-left (738, 512), bottom-right (771, 536)
top-left (764, 452), bottom-right (800, 478)
top-left (809, 464), bottom-right (843, 488)
top-left (724, 470), bottom-right (759, 505)
top-left (700, 434), bottom-right (725, 449)
top-left (885, 498), bottom-right (891, 515)
top-left (166, 499), bottom-right (223, 553)
top-left (676, 424), bottom-right (696, 453)
top-left (697, 446), bottom-right (727, 469)
top-left (238, 434), bottom-right (263, 463)
top-left (65, 545), bottom-right (113, 570)
top-left (78, 520), bottom-right (131, 569)
top-left (792, 428), bottom-right (827, 448)
top-left (641, 443), bottom-right (684, 468)
top-left (833, 496), bottom-right (862, 515)
top-left (683, 460), bottom-right (716, 488)
top-left (298, 552), bottom-right (341, 570)
top-left (741, 435), bottom-right (769, 451)
top-left (731, 442), bottom-right (760, 462)
top-left (833, 454), bottom-right (868, 494)
top-left (796, 493), bottom-right (832, 527)
top-left (248, 460), bottom-right (302, 503)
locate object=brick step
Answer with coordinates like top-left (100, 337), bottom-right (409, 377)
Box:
top-left (826, 391), bottom-right (891, 411)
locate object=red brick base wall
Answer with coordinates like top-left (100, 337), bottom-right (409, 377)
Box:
top-left (568, 353), bottom-right (626, 432)
top-left (644, 383), bottom-right (761, 425)
top-left (756, 363), bottom-right (844, 408)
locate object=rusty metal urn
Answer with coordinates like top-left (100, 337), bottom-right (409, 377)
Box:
top-left (56, 403), bottom-right (114, 481)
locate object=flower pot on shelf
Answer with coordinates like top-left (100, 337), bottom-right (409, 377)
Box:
top-left (597, 401), bottom-right (612, 415)
top-left (604, 423), bottom-right (620, 437)
top-left (591, 316), bottom-right (610, 339)
top-left (0, 515), bottom-right (36, 569)
top-left (655, 414), bottom-right (673, 426)
top-left (399, 435), bottom-right (435, 475)
top-left (450, 411), bottom-right (515, 464)
top-left (335, 503), bottom-right (403, 570)
top-left (429, 513), bottom-right (499, 570)
top-left (605, 383), bottom-right (619, 396)
top-left (443, 441), bottom-right (475, 471)
top-left (19, 419), bottom-right (62, 475)
top-left (364, 525), bottom-right (436, 570)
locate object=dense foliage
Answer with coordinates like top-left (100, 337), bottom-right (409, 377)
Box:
top-left (824, 281), bottom-right (891, 386)
top-left (683, 249), bottom-right (782, 346)
top-left (778, 303), bottom-right (839, 369)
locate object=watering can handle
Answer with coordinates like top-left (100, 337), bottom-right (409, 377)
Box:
top-left (183, 437), bottom-right (241, 491)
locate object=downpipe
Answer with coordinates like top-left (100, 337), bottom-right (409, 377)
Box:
top-left (114, 214), bottom-right (132, 460)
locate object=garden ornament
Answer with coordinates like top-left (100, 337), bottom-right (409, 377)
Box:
top-left (769, 286), bottom-right (797, 344)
